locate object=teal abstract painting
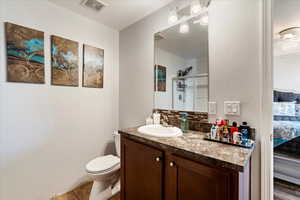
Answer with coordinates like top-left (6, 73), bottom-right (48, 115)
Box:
top-left (6, 22), bottom-right (45, 83)
top-left (51, 35), bottom-right (79, 86)
top-left (154, 65), bottom-right (166, 92)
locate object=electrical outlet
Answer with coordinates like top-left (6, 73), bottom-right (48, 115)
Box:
top-left (208, 102), bottom-right (217, 115)
top-left (224, 101), bottom-right (240, 116)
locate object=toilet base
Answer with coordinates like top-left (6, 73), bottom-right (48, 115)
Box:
top-left (89, 179), bottom-right (120, 200)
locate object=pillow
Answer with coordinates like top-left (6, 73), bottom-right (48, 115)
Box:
top-left (273, 102), bottom-right (296, 116)
top-left (295, 104), bottom-right (300, 117)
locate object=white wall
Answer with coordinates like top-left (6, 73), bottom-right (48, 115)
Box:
top-left (208, 2), bottom-right (262, 200)
top-left (0, 0), bottom-right (4, 197)
top-left (274, 53), bottom-right (300, 91)
top-left (0, 0), bottom-right (119, 199)
top-left (155, 48), bottom-right (186, 110)
top-left (155, 48), bottom-right (209, 111)
top-left (119, 0), bottom-right (262, 199)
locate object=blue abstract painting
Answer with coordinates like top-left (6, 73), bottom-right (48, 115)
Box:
top-left (154, 65), bottom-right (166, 92)
top-left (6, 22), bottom-right (45, 83)
top-left (51, 35), bottom-right (79, 86)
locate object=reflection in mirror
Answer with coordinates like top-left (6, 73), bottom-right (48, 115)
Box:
top-left (154, 17), bottom-right (209, 112)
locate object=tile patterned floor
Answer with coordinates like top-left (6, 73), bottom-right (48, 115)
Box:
top-left (274, 179), bottom-right (300, 200)
top-left (51, 182), bottom-right (120, 200)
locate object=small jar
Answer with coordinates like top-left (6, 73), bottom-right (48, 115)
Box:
top-left (180, 112), bottom-right (189, 133)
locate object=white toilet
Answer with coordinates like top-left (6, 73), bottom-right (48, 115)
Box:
top-left (86, 131), bottom-right (121, 200)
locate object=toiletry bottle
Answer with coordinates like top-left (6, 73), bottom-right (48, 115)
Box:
top-left (210, 123), bottom-right (217, 139)
top-left (180, 112), bottom-right (189, 133)
top-left (239, 122), bottom-right (251, 141)
top-left (230, 122), bottom-right (239, 142)
top-left (153, 112), bottom-right (161, 125)
top-left (146, 116), bottom-right (153, 125)
top-left (233, 131), bottom-right (242, 144)
top-left (216, 120), bottom-right (224, 140)
top-left (223, 120), bottom-right (229, 142)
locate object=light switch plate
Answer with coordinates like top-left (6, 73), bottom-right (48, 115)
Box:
top-left (224, 101), bottom-right (240, 116)
top-left (208, 102), bottom-right (217, 115)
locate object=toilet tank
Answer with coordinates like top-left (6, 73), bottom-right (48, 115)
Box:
top-left (113, 131), bottom-right (120, 157)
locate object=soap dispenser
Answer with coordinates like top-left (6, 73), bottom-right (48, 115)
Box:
top-left (153, 112), bottom-right (161, 125)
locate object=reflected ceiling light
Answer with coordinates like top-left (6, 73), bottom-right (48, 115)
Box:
top-left (168, 0), bottom-right (211, 27)
top-left (180, 22), bottom-right (190, 34)
top-left (168, 9), bottom-right (178, 24)
top-left (191, 0), bottom-right (202, 15)
top-left (199, 12), bottom-right (209, 26)
top-left (279, 27), bottom-right (300, 41)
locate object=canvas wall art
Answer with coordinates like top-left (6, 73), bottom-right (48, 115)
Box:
top-left (154, 65), bottom-right (166, 92)
top-left (51, 35), bottom-right (79, 86)
top-left (5, 22), bottom-right (45, 83)
top-left (83, 44), bottom-right (104, 88)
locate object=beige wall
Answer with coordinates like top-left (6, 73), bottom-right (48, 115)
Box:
top-left (119, 0), bottom-right (262, 199)
top-left (0, 0), bottom-right (119, 199)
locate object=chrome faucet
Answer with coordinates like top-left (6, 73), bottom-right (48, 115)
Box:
top-left (161, 115), bottom-right (170, 126)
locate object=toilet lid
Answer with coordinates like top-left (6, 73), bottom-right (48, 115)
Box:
top-left (86, 155), bottom-right (120, 173)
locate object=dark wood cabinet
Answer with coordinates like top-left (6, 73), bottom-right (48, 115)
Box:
top-left (121, 136), bottom-right (250, 200)
top-left (121, 137), bottom-right (164, 200)
top-left (165, 154), bottom-right (238, 200)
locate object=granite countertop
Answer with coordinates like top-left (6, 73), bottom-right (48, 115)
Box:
top-left (119, 127), bottom-right (255, 172)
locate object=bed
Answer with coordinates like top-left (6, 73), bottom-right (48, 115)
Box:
top-left (273, 120), bottom-right (300, 148)
top-left (273, 90), bottom-right (300, 185)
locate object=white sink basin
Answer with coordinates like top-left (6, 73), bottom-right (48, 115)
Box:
top-left (138, 124), bottom-right (183, 138)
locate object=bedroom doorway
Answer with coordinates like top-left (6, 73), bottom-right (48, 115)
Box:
top-left (272, 0), bottom-right (300, 199)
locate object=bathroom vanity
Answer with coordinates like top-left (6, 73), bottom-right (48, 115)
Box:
top-left (119, 127), bottom-right (254, 200)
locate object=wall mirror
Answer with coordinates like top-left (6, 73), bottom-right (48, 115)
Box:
top-left (154, 16), bottom-right (209, 112)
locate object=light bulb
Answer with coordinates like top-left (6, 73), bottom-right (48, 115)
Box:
top-left (199, 13), bottom-right (209, 26)
top-left (191, 0), bottom-right (202, 15)
top-left (180, 22), bottom-right (189, 34)
top-left (168, 10), bottom-right (178, 24)
top-left (282, 33), bottom-right (296, 40)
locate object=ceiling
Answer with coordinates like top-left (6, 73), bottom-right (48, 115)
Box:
top-left (274, 0), bottom-right (300, 34)
top-left (156, 18), bottom-right (208, 60)
top-left (48, 0), bottom-right (174, 30)
top-left (274, 0), bottom-right (300, 56)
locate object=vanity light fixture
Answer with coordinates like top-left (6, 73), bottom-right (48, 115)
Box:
top-left (168, 8), bottom-right (178, 24)
top-left (199, 12), bottom-right (209, 26)
top-left (168, 0), bottom-right (211, 26)
top-left (279, 27), bottom-right (300, 41)
top-left (190, 0), bottom-right (202, 15)
top-left (180, 22), bottom-right (190, 34)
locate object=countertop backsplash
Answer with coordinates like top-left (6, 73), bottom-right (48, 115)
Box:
top-left (153, 109), bottom-right (212, 133)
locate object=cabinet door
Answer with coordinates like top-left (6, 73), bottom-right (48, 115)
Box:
top-left (121, 137), bottom-right (164, 200)
top-left (165, 154), bottom-right (237, 200)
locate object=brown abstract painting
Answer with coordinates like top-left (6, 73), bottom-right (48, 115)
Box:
top-left (5, 22), bottom-right (45, 83)
top-left (51, 35), bottom-right (79, 86)
top-left (154, 65), bottom-right (166, 92)
top-left (83, 44), bottom-right (104, 88)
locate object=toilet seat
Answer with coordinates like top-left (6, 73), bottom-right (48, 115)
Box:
top-left (86, 155), bottom-right (120, 174)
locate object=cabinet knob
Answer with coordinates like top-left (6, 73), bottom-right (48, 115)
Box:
top-left (169, 162), bottom-right (175, 167)
top-left (155, 157), bottom-right (161, 162)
